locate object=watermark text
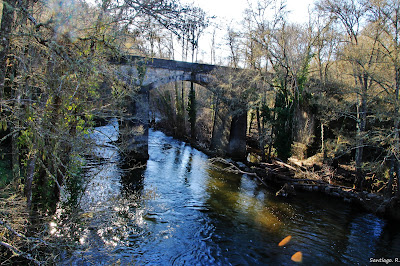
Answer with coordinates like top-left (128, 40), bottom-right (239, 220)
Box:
top-left (370, 258), bottom-right (400, 264)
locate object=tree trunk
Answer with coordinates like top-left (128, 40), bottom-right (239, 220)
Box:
top-left (188, 81), bottom-right (196, 140)
top-left (11, 90), bottom-right (22, 182)
top-left (393, 29), bottom-right (400, 197)
top-left (256, 107), bottom-right (266, 162)
top-left (394, 67), bottom-right (400, 198)
top-left (211, 93), bottom-right (220, 144)
top-left (181, 81), bottom-right (185, 131)
top-left (11, 130), bottom-right (20, 181)
top-left (391, 4), bottom-right (400, 198)
top-left (248, 111), bottom-right (254, 135)
top-left (321, 122), bottom-right (325, 157)
top-left (0, 0), bottom-right (17, 96)
top-left (267, 111), bottom-right (276, 161)
top-left (25, 151), bottom-right (37, 209)
top-left (387, 155), bottom-right (395, 197)
top-left (354, 75), bottom-right (368, 190)
top-left (174, 81), bottom-right (184, 137)
top-left (210, 102), bottom-right (230, 155)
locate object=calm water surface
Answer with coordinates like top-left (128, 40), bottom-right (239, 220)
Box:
top-left (59, 119), bottom-right (400, 265)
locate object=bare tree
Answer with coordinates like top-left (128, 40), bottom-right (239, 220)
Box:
top-left (364, 0), bottom-right (400, 197)
top-left (317, 0), bottom-right (380, 189)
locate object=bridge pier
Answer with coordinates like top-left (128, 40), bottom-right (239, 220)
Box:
top-left (227, 110), bottom-right (247, 161)
top-left (119, 87), bottom-right (150, 164)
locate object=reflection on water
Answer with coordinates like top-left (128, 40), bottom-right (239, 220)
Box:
top-left (58, 120), bottom-right (400, 265)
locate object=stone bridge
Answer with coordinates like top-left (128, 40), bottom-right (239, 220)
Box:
top-left (111, 55), bottom-right (247, 163)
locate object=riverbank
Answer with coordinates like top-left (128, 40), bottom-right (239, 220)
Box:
top-left (151, 124), bottom-right (400, 222)
top-left (218, 158), bottom-right (400, 222)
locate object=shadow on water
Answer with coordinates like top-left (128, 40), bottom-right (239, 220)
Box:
top-left (120, 166), bottom-right (146, 197)
top-left (57, 120), bottom-right (400, 265)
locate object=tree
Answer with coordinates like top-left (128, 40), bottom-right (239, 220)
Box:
top-left (0, 0), bottom-right (208, 262)
top-left (241, 0), bottom-right (318, 161)
top-left (0, 0), bottom-right (199, 211)
top-left (180, 5), bottom-right (209, 139)
top-left (317, 0), bottom-right (380, 189)
top-left (0, 0), bottom-right (17, 97)
top-left (364, 0), bottom-right (400, 197)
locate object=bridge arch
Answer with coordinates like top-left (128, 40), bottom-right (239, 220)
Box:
top-left (114, 56), bottom-right (247, 163)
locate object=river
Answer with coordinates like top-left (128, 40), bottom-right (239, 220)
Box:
top-left (58, 119), bottom-right (400, 265)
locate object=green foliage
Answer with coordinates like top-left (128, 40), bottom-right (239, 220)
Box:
top-left (0, 120), bottom-right (7, 131)
top-left (273, 92), bottom-right (294, 161)
top-left (0, 0), bottom-right (216, 263)
top-left (0, 0), bottom-right (120, 211)
top-left (136, 59), bottom-right (147, 86)
top-left (62, 155), bottom-right (85, 211)
top-left (296, 49), bottom-right (314, 98)
top-left (32, 167), bottom-right (58, 212)
top-left (260, 102), bottom-right (271, 122)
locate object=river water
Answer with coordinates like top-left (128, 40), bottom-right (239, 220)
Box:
top-left (58, 119), bottom-right (400, 265)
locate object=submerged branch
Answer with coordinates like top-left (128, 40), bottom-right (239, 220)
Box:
top-left (208, 157), bottom-right (268, 187)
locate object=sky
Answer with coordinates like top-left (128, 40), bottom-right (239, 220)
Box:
top-left (182, 0), bottom-right (316, 24)
top-left (178, 0), bottom-right (316, 64)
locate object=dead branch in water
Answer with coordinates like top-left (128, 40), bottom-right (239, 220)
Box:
top-left (209, 157), bottom-right (256, 176)
top-left (208, 157), bottom-right (269, 187)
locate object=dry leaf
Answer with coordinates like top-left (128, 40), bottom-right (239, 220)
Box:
top-left (291, 251), bottom-right (303, 263)
top-left (278, 235), bottom-right (292, 246)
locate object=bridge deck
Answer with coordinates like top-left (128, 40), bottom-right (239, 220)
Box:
top-left (111, 55), bottom-right (226, 73)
